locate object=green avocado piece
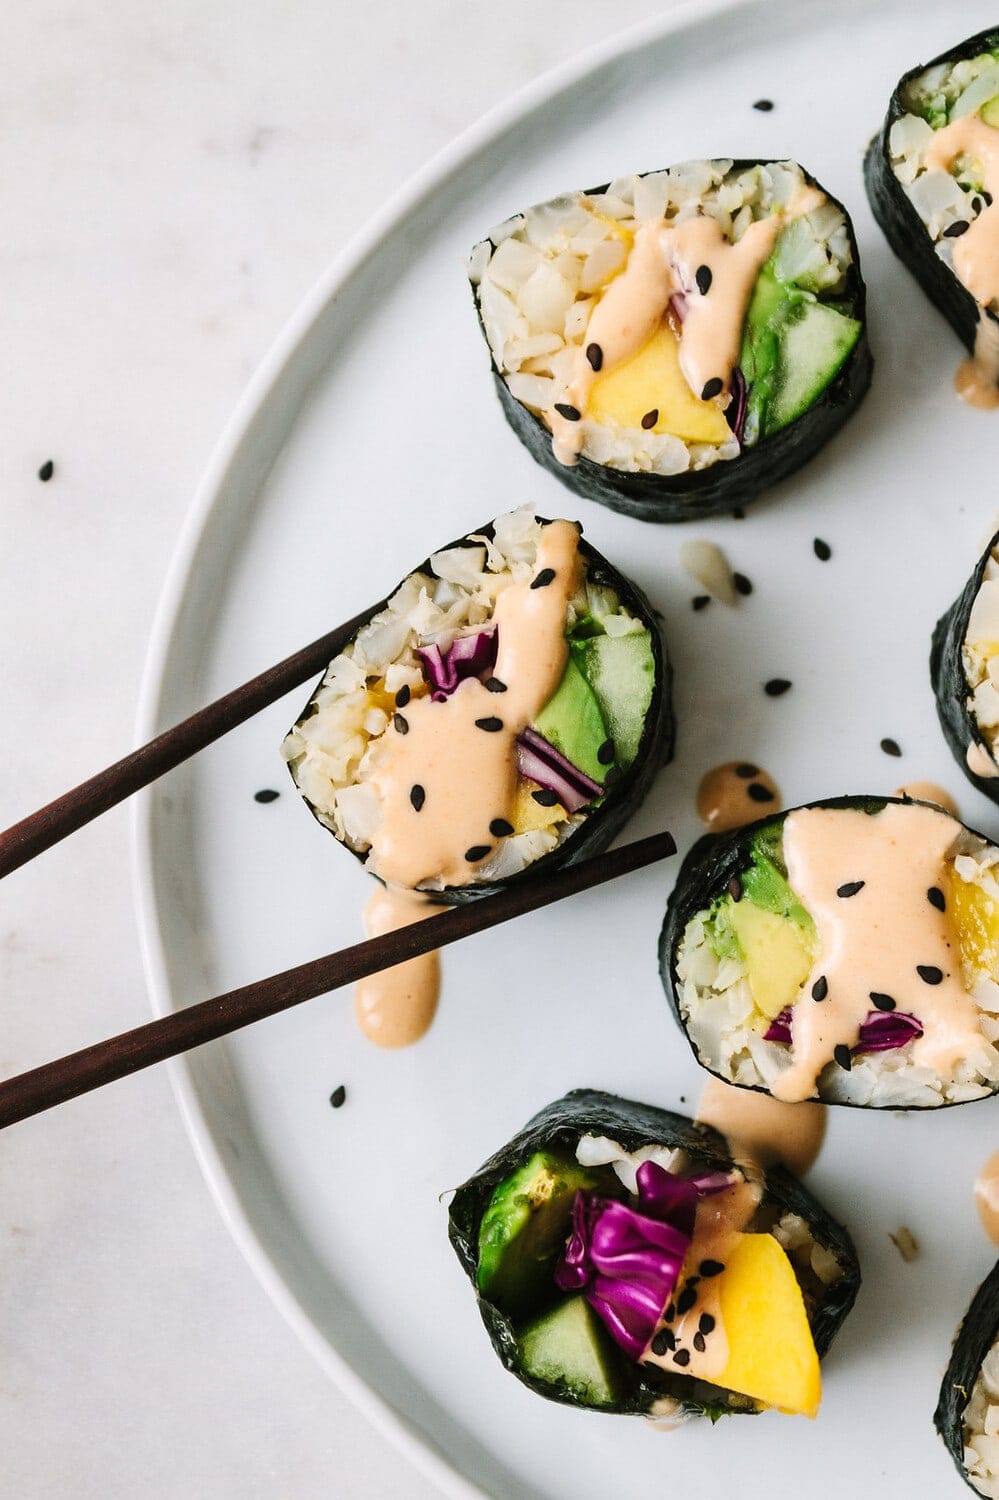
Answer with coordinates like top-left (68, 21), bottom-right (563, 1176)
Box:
top-left (477, 1152), bottom-right (602, 1319)
top-left (533, 656), bottom-right (611, 783)
top-left (572, 632), bottom-right (655, 769)
top-left (517, 1295), bottom-right (624, 1406)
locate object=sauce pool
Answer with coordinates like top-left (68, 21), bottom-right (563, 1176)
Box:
top-left (696, 1075), bottom-right (826, 1177)
top-left (975, 1150), bottom-right (999, 1247)
top-left (696, 761), bottom-right (781, 832)
top-left (355, 886), bottom-right (442, 1047)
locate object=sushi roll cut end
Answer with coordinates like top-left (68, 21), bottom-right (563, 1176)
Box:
top-left (936, 1261), bottom-right (999, 1496)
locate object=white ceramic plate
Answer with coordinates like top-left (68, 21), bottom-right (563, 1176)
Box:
top-left (134, 3), bottom-right (999, 1495)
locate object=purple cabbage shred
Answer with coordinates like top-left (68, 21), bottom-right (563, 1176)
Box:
top-left (416, 628), bottom-right (498, 701)
top-left (763, 1006), bottom-right (924, 1053)
top-left (515, 726), bottom-right (603, 813)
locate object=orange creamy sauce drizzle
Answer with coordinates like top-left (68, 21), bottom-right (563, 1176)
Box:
top-left (696, 761), bottom-right (781, 833)
top-left (772, 804), bottom-right (984, 1103)
top-left (975, 1149), bottom-right (999, 1246)
top-left (549, 187), bottom-right (823, 465)
top-left (355, 885), bottom-right (442, 1047)
top-left (696, 1075), bottom-right (826, 1178)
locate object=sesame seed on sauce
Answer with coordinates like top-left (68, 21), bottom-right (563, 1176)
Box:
top-left (837, 880), bottom-right (865, 898)
top-left (603, 766), bottom-right (623, 788)
top-left (38, 459), bottom-right (54, 482)
top-left (747, 781), bottom-right (775, 803)
top-left (465, 844), bottom-right (491, 863)
top-left (597, 739), bottom-right (615, 766)
top-left (395, 683), bottom-right (411, 708)
top-left (698, 1313), bottom-right (715, 1334)
top-left (585, 342), bottom-right (603, 371)
top-left (474, 716), bottom-right (503, 732)
top-left (944, 219), bottom-right (970, 237)
top-left (928, 886), bottom-right (946, 912)
top-left (254, 788), bottom-right (280, 804)
top-left (554, 402), bottom-right (581, 421)
top-left (489, 818), bottom-right (514, 837)
top-left (641, 408), bottom-right (659, 430)
top-left (531, 567), bottom-right (556, 590)
top-left (880, 737), bottom-right (902, 757)
top-left (672, 1348), bottom-right (691, 1367)
top-left (410, 784), bottom-right (426, 812)
top-left (764, 678), bottom-right (790, 697)
top-left (917, 965), bottom-right (944, 985)
top-left (753, 98), bottom-right (774, 111)
top-left (733, 572), bottom-right (753, 596)
top-left (695, 264), bottom-right (713, 295)
top-left (734, 763), bottom-right (757, 778)
top-left (728, 875), bottom-right (743, 902)
top-left (532, 788), bottom-right (559, 806)
top-left (812, 975), bottom-right (828, 1001)
top-left (485, 677), bottom-right (507, 693)
top-left (813, 537), bottom-right (832, 561)
top-left (651, 1328), bottom-right (675, 1355)
top-left (676, 1287), bottom-right (697, 1316)
top-left (393, 712), bottom-right (409, 735)
top-left (870, 992), bottom-right (895, 1011)
top-left (664, 1302), bottom-right (675, 1322)
top-left (974, 196), bottom-right (985, 215)
top-left (834, 1043), bottom-right (853, 1071)
top-left (701, 377), bottom-right (724, 401)
top-left (699, 1259), bottom-right (724, 1277)
top-left (692, 594), bottom-right (710, 611)
top-left (985, 192), bottom-right (995, 207)
top-left (692, 1332), bottom-right (706, 1353)
top-left (329, 1085), bottom-right (347, 1109)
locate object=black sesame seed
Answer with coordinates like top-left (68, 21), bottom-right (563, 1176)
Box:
top-left (747, 781), bottom-right (775, 803)
top-left (641, 408), bottom-right (659, 429)
top-left (585, 342), bottom-right (603, 371)
top-left (474, 716), bottom-right (503, 732)
top-left (603, 766), bottom-right (623, 788)
top-left (465, 845), bottom-right (491, 863)
top-left (393, 712), bottom-right (409, 735)
top-left (532, 788), bottom-right (559, 806)
top-left (692, 594), bottom-right (710, 611)
top-left (837, 880), bottom-right (865, 898)
top-left (672, 1348), bottom-right (691, 1367)
top-left (735, 763), bottom-right (758, 778)
top-left (728, 875), bottom-right (743, 902)
top-left (676, 1287), bottom-right (697, 1315)
top-left (664, 1303), bottom-right (675, 1322)
top-left (813, 537), bottom-right (832, 561)
top-left (974, 196), bottom-right (985, 215)
top-left (732, 506), bottom-right (746, 519)
top-left (695, 264), bottom-right (713, 295)
top-left (917, 965), bottom-right (943, 985)
top-left (531, 567), bottom-right (556, 590)
top-left (812, 975), bottom-right (828, 1002)
top-left (944, 219), bottom-right (970, 238)
top-left (699, 1313), bottom-right (715, 1334)
top-left (685, 1276), bottom-right (700, 1292)
top-left (928, 886), bottom-right (946, 912)
top-left (870, 992), bottom-right (896, 1012)
top-left (38, 459), bottom-right (54, 482)
top-left (254, 788), bottom-right (280, 804)
top-left (554, 402), bottom-right (581, 421)
top-left (329, 1085), bottom-right (347, 1109)
top-left (651, 1328), bottom-right (675, 1355)
top-left (701, 376), bottom-right (724, 401)
top-left (880, 737), bottom-right (902, 757)
top-left (699, 1260), bottom-right (724, 1277)
top-left (489, 818), bottom-right (514, 837)
top-left (734, 573), bottom-right (753, 596)
top-left (753, 98), bottom-right (774, 111)
top-left (485, 677), bottom-right (507, 693)
top-left (834, 1044), bottom-right (853, 1071)
top-left (410, 784), bottom-right (426, 812)
top-left (985, 191), bottom-right (995, 207)
top-left (764, 678), bottom-right (790, 697)
top-left (597, 739), bottom-right (615, 765)
top-left (395, 683), bottom-right (411, 708)
top-left (692, 1332), bottom-right (706, 1353)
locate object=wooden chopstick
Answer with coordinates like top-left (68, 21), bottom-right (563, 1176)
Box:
top-left (0, 608), bottom-right (372, 880)
top-left (0, 829), bottom-right (675, 1130)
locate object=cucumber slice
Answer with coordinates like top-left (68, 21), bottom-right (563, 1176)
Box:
top-left (517, 1295), bottom-right (624, 1406)
top-left (765, 301), bottom-right (862, 435)
top-left (573, 632), bottom-right (655, 768)
top-left (477, 1152), bottom-right (601, 1319)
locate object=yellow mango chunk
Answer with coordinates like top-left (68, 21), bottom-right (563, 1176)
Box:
top-left (729, 902), bottom-right (814, 1020)
top-left (948, 870), bottom-right (999, 981)
top-left (588, 323), bottom-right (732, 445)
top-left (714, 1234), bottom-right (821, 1418)
top-left (512, 780), bottom-right (566, 834)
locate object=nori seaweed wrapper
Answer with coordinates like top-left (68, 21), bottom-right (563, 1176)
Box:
top-left (447, 1087), bottom-right (860, 1418)
top-left (864, 27), bottom-right (999, 357)
top-left (471, 163), bottom-right (872, 524)
top-left (285, 516), bottom-right (674, 904)
top-left (931, 528), bottom-right (999, 804)
top-left (935, 1260), bottom-right (999, 1491)
top-left (658, 794), bottom-right (999, 1110)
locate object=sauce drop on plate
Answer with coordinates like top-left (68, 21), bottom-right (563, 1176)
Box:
top-left (976, 1150), bottom-right (999, 1246)
top-left (696, 761), bottom-right (781, 832)
top-left (697, 1075), bottom-right (826, 1177)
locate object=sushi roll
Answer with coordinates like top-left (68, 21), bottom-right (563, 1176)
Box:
top-left (447, 1088), bottom-right (859, 1419)
top-left (936, 1261), bottom-right (999, 1496)
top-left (931, 527), bottom-right (999, 801)
top-left (468, 160), bottom-right (871, 522)
top-left (282, 509), bottom-right (672, 900)
top-left (660, 796), bottom-right (999, 1109)
top-left (865, 28), bottom-right (999, 396)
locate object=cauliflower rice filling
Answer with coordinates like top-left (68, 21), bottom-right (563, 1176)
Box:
top-left (964, 546), bottom-right (999, 766)
top-left (964, 1340), bottom-right (999, 1498)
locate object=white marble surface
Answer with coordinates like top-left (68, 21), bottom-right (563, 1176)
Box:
top-left (0, 3), bottom-right (687, 1495)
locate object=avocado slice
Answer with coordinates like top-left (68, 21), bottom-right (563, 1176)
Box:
top-left (572, 631), bottom-right (655, 769)
top-left (533, 657), bottom-right (611, 783)
top-left (477, 1152), bottom-right (603, 1318)
top-left (517, 1295), bottom-right (625, 1407)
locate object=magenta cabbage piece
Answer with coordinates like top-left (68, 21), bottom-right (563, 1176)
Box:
top-left (726, 366), bottom-right (748, 443)
top-left (763, 1006), bottom-right (924, 1052)
top-left (554, 1161), bottom-right (700, 1361)
top-left (515, 726), bottom-right (603, 814)
top-left (416, 628), bottom-right (498, 701)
